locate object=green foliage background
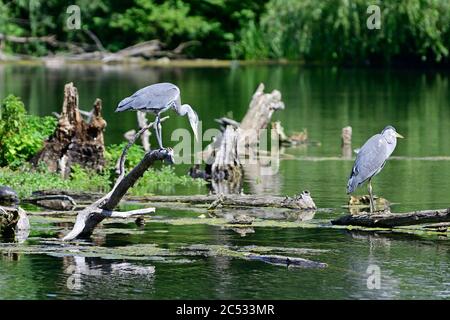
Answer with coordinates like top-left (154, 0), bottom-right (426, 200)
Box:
top-left (0, 0), bottom-right (448, 64)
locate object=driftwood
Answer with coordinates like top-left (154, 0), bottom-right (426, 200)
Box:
top-left (0, 206), bottom-right (29, 239)
top-left (238, 83), bottom-right (285, 149)
top-left (0, 33), bottom-right (57, 46)
top-left (134, 190), bottom-right (316, 210)
top-left (0, 32), bottom-right (197, 62)
top-left (31, 83), bottom-right (106, 177)
top-left (332, 208), bottom-right (450, 228)
top-left (33, 189), bottom-right (316, 212)
top-left (22, 195), bottom-right (77, 211)
top-left (118, 116), bottom-right (168, 174)
top-left (197, 83), bottom-right (285, 194)
top-left (63, 120), bottom-right (174, 240)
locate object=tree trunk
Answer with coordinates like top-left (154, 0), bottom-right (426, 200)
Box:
top-left (31, 83), bottom-right (106, 177)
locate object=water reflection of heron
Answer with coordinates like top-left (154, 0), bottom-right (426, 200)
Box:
top-left (347, 126), bottom-right (404, 213)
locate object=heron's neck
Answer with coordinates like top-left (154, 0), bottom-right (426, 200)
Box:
top-left (176, 104), bottom-right (190, 116)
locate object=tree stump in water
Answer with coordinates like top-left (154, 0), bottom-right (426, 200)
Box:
top-left (238, 83), bottom-right (285, 150)
top-left (198, 83), bottom-right (285, 194)
top-left (31, 83), bottom-right (106, 177)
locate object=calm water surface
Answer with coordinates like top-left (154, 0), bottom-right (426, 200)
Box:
top-left (0, 63), bottom-right (449, 299)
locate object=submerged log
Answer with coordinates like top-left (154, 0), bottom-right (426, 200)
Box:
top-left (31, 83), bottom-right (106, 177)
top-left (332, 208), bottom-right (450, 228)
top-left (245, 254), bottom-right (327, 268)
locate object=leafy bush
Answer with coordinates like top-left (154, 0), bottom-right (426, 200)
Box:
top-left (235, 0), bottom-right (450, 64)
top-left (0, 95), bottom-right (57, 168)
top-left (104, 142), bottom-right (146, 171)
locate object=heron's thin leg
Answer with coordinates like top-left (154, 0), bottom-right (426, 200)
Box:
top-left (368, 178), bottom-right (375, 213)
top-left (155, 114), bottom-right (163, 149)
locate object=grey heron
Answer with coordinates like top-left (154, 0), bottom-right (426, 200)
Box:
top-left (115, 83), bottom-right (199, 149)
top-left (347, 126), bottom-right (404, 213)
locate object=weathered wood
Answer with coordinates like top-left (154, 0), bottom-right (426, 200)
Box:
top-left (63, 148), bottom-right (173, 241)
top-left (211, 125), bottom-right (242, 180)
top-left (342, 126), bottom-right (352, 159)
top-left (63, 121), bottom-right (174, 241)
top-left (197, 83), bottom-right (285, 194)
top-left (22, 195), bottom-right (77, 211)
top-left (31, 83), bottom-right (106, 177)
top-left (0, 206), bottom-right (29, 238)
top-left (238, 83), bottom-right (285, 149)
top-left (332, 208), bottom-right (450, 228)
top-left (137, 190), bottom-right (316, 210)
top-left (33, 190), bottom-right (316, 211)
top-left (0, 33), bottom-right (57, 45)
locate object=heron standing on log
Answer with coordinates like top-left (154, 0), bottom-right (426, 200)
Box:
top-left (116, 83), bottom-right (199, 149)
top-left (347, 126), bottom-right (404, 213)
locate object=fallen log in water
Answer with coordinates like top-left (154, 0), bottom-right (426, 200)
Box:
top-left (34, 190), bottom-right (316, 211)
top-left (22, 195), bottom-right (77, 211)
top-left (127, 191), bottom-right (316, 210)
top-left (332, 208), bottom-right (450, 228)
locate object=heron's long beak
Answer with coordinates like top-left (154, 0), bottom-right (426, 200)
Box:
top-left (395, 132), bottom-right (404, 139)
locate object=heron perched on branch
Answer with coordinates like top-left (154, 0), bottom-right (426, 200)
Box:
top-left (116, 83), bottom-right (199, 149)
top-left (347, 126), bottom-right (404, 213)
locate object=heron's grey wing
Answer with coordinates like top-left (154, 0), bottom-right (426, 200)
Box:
top-left (116, 83), bottom-right (180, 113)
top-left (135, 83), bottom-right (180, 112)
top-left (352, 134), bottom-right (389, 183)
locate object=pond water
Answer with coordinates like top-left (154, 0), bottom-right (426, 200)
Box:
top-left (0, 63), bottom-right (449, 299)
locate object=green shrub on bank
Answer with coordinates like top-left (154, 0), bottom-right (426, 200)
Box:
top-left (0, 95), bottom-right (57, 168)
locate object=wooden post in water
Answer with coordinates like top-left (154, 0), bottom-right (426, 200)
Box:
top-left (341, 126), bottom-right (352, 159)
